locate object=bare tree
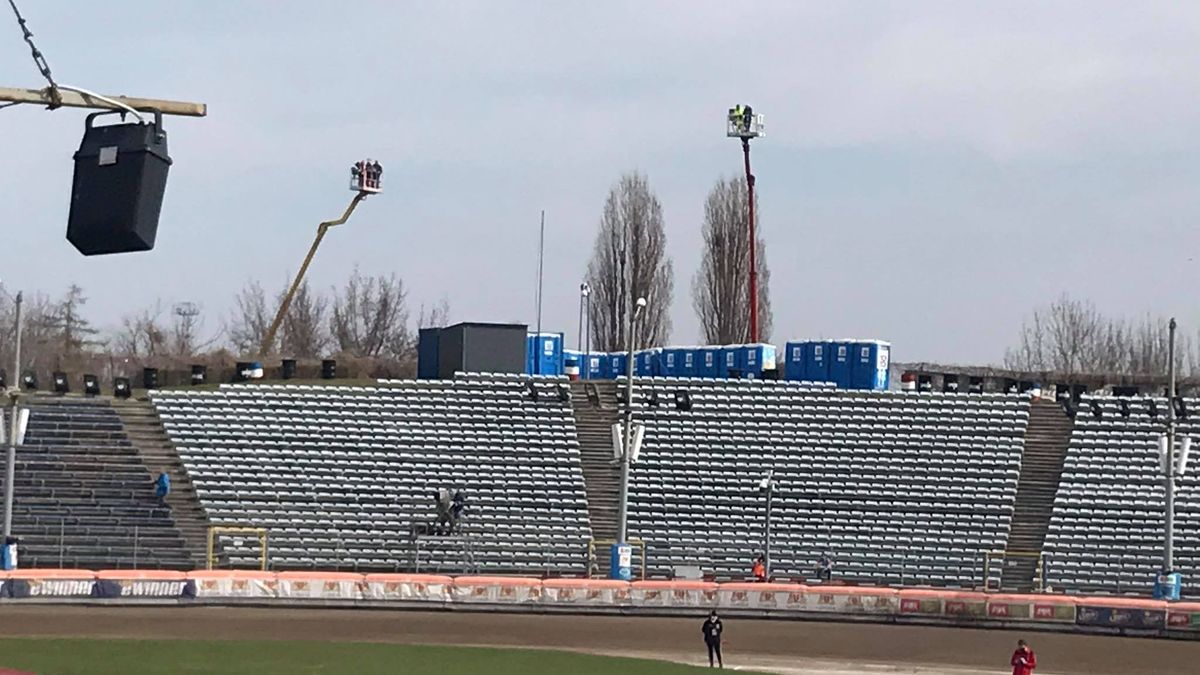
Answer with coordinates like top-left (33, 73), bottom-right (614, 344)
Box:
top-left (1005, 295), bottom-right (1192, 375)
top-left (280, 280), bottom-right (329, 358)
top-left (112, 302), bottom-right (169, 358)
top-left (691, 176), bottom-right (772, 344)
top-left (330, 268), bottom-right (411, 358)
top-left (417, 298), bottom-right (451, 329)
top-left (585, 172), bottom-right (674, 351)
top-left (228, 280), bottom-right (272, 355)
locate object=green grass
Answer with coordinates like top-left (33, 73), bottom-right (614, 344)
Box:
top-left (0, 639), bottom-right (736, 675)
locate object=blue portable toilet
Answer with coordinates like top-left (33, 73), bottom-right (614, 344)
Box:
top-left (527, 332), bottom-right (564, 376)
top-left (784, 341), bottom-right (805, 381)
top-left (661, 349), bottom-right (679, 376)
top-left (850, 340), bottom-right (892, 390)
top-left (607, 352), bottom-right (630, 379)
top-left (680, 347), bottom-right (699, 378)
top-left (829, 340), bottom-right (853, 388)
top-left (803, 341), bottom-right (832, 383)
top-left (721, 346), bottom-right (740, 378)
top-left (582, 352), bottom-right (604, 379)
top-left (635, 349), bottom-right (661, 377)
top-left (739, 343), bottom-right (777, 379)
top-left (697, 346), bottom-right (721, 378)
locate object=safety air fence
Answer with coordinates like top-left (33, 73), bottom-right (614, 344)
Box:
top-left (1, 570), bottom-right (1198, 639)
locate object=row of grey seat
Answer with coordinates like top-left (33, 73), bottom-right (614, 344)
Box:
top-left (152, 376), bottom-right (592, 574)
top-left (1044, 396), bottom-right (1200, 596)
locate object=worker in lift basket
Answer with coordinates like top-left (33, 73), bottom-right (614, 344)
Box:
top-left (1011, 639), bottom-right (1036, 675)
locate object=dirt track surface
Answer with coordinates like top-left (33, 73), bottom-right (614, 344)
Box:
top-left (0, 606), bottom-right (1194, 674)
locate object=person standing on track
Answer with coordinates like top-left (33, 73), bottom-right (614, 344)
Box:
top-left (701, 609), bottom-right (723, 668)
top-left (1011, 639), bottom-right (1036, 675)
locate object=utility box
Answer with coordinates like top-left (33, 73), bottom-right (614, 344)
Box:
top-left (68, 111), bottom-right (172, 256)
top-left (417, 328), bottom-right (441, 380)
top-left (436, 322), bottom-right (526, 378)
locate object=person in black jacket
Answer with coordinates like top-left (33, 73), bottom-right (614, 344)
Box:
top-left (701, 610), bottom-right (723, 668)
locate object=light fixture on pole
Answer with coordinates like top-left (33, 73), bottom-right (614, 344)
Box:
top-left (612, 296), bottom-right (647, 581)
top-left (726, 104), bottom-right (765, 343)
top-left (758, 469), bottom-right (779, 579)
top-left (1155, 317), bottom-right (1190, 601)
top-left (578, 282), bottom-right (590, 377)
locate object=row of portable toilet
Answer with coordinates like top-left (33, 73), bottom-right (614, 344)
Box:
top-left (783, 339), bottom-right (890, 390)
top-left (563, 344), bottom-right (778, 380)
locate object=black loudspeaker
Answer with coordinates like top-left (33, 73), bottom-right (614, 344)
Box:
top-left (942, 374), bottom-right (960, 393)
top-left (114, 377), bottom-right (132, 399)
top-left (52, 371), bottom-right (69, 393)
top-left (281, 359), bottom-right (297, 380)
top-left (191, 364), bottom-right (207, 385)
top-left (21, 371), bottom-right (37, 390)
top-left (674, 390), bottom-right (693, 411)
top-left (83, 374), bottom-right (100, 396)
top-left (967, 376), bottom-right (984, 394)
top-left (321, 359), bottom-right (336, 379)
top-left (142, 367), bottom-right (159, 390)
top-left (67, 110), bottom-right (172, 256)
top-left (917, 374), bottom-right (933, 392)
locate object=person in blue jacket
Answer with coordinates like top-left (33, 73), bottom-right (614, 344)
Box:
top-left (154, 471), bottom-right (171, 506)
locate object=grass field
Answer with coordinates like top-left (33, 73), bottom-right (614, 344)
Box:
top-left (0, 639), bottom-right (745, 675)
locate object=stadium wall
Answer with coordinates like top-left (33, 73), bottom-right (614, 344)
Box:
top-left (1, 569), bottom-right (1197, 639)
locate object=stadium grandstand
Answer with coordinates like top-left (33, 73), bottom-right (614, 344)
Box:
top-left (1, 369), bottom-right (1197, 601)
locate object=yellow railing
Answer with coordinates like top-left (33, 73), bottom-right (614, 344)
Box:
top-left (207, 526), bottom-right (269, 571)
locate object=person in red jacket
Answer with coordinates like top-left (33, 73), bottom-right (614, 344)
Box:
top-left (1011, 639), bottom-right (1036, 675)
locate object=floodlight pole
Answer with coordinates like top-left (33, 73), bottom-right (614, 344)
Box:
top-left (742, 137), bottom-right (758, 344)
top-left (1165, 317), bottom-right (1177, 574)
top-left (259, 191), bottom-right (370, 358)
top-left (4, 292), bottom-right (23, 539)
top-left (616, 301), bottom-right (644, 544)
top-left (761, 471), bottom-right (776, 579)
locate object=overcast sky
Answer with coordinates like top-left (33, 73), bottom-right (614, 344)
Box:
top-left (2, 1), bottom-right (1199, 364)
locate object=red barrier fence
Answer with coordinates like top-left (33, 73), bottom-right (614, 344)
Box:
top-left (0, 569), bottom-right (1195, 635)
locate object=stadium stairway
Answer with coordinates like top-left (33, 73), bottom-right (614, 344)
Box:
top-left (1001, 399), bottom-right (1073, 592)
top-left (2, 396), bottom-right (199, 570)
top-left (570, 381), bottom-right (621, 564)
top-left (110, 398), bottom-right (224, 568)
